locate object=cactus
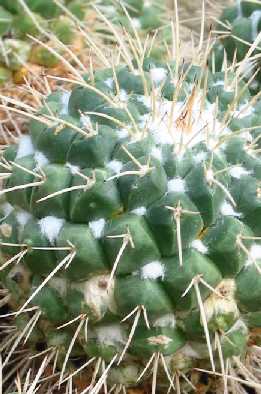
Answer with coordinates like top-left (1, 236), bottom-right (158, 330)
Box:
top-left (99, 0), bottom-right (166, 33)
top-left (0, 0), bottom-right (90, 85)
top-left (210, 0), bottom-right (261, 93)
top-left (0, 40), bottom-right (261, 392)
top-left (0, 0), bottom-right (168, 87)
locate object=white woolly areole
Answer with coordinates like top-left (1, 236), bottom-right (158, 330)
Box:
top-left (249, 244), bottom-right (261, 262)
top-left (96, 324), bottom-right (126, 346)
top-left (119, 90), bottom-right (128, 103)
top-left (168, 177), bottom-right (186, 193)
top-left (66, 162), bottom-right (80, 175)
top-left (153, 314), bottom-right (176, 328)
top-left (106, 160), bottom-right (123, 174)
top-left (251, 10), bottom-right (261, 40)
top-left (16, 135), bottom-right (34, 159)
top-left (38, 216), bottom-right (64, 244)
top-left (89, 218), bottom-right (106, 239)
top-left (117, 128), bottom-right (129, 139)
top-left (191, 239), bottom-right (208, 254)
top-left (34, 151), bottom-right (49, 169)
top-left (150, 147), bottom-right (163, 162)
top-left (213, 80), bottom-right (225, 87)
top-left (221, 201), bottom-right (241, 217)
top-left (0, 202), bottom-right (14, 219)
top-left (136, 94), bottom-right (151, 108)
top-left (131, 18), bottom-right (142, 29)
top-left (141, 94), bottom-right (224, 151)
top-left (229, 166), bottom-right (251, 179)
top-left (150, 67), bottom-right (168, 85)
top-left (140, 261), bottom-right (165, 280)
top-left (104, 78), bottom-right (114, 89)
top-left (80, 114), bottom-right (92, 129)
top-left (79, 275), bottom-right (117, 320)
top-left (194, 151), bottom-right (207, 164)
top-left (131, 207), bottom-right (147, 216)
top-left (233, 103), bottom-right (254, 118)
top-left (60, 91), bottom-right (71, 115)
top-left (16, 210), bottom-right (32, 228)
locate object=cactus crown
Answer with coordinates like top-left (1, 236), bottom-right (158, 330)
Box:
top-left (0, 9), bottom-right (261, 393)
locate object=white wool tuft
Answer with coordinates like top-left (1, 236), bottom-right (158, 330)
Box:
top-left (117, 128), bottom-right (129, 139)
top-left (150, 147), bottom-right (163, 162)
top-left (89, 218), bottom-right (106, 239)
top-left (136, 94), bottom-right (151, 108)
top-left (233, 103), bottom-right (254, 118)
top-left (16, 135), bottom-right (34, 159)
top-left (150, 67), bottom-right (168, 85)
top-left (66, 162), bottom-right (80, 174)
top-left (229, 166), bottom-right (250, 179)
top-left (60, 91), bottom-right (71, 115)
top-left (80, 114), bottom-right (92, 129)
top-left (131, 18), bottom-right (142, 29)
top-left (131, 207), bottom-right (147, 216)
top-left (213, 80), bottom-right (225, 87)
top-left (168, 177), bottom-right (186, 193)
top-left (16, 210), bottom-right (32, 228)
top-left (192, 239), bottom-right (208, 254)
top-left (96, 324), bottom-right (126, 346)
top-left (249, 244), bottom-right (261, 261)
top-left (104, 78), bottom-right (114, 89)
top-left (149, 119), bottom-right (174, 145)
top-left (119, 90), bottom-right (128, 102)
top-left (140, 261), bottom-right (165, 280)
top-left (221, 201), bottom-right (241, 217)
top-left (106, 160), bottom-right (123, 174)
top-left (153, 314), bottom-right (176, 328)
top-left (141, 93), bottom-right (225, 151)
top-left (38, 216), bottom-right (64, 244)
top-left (34, 151), bottom-right (49, 168)
top-left (0, 203), bottom-right (14, 219)
top-left (194, 151), bottom-right (207, 164)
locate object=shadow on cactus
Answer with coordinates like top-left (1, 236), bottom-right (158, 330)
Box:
top-left (0, 4), bottom-right (261, 394)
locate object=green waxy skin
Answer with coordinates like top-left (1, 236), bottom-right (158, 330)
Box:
top-left (103, 215), bottom-right (160, 275)
top-left (0, 54), bottom-right (260, 392)
top-left (147, 192), bottom-right (203, 257)
top-left (57, 223), bottom-right (107, 281)
top-left (69, 168), bottom-right (122, 223)
top-left (163, 250), bottom-right (222, 312)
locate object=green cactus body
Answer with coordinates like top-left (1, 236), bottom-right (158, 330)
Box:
top-left (0, 0), bottom-right (89, 81)
top-left (211, 0), bottom-right (261, 93)
top-left (0, 54), bottom-right (260, 392)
